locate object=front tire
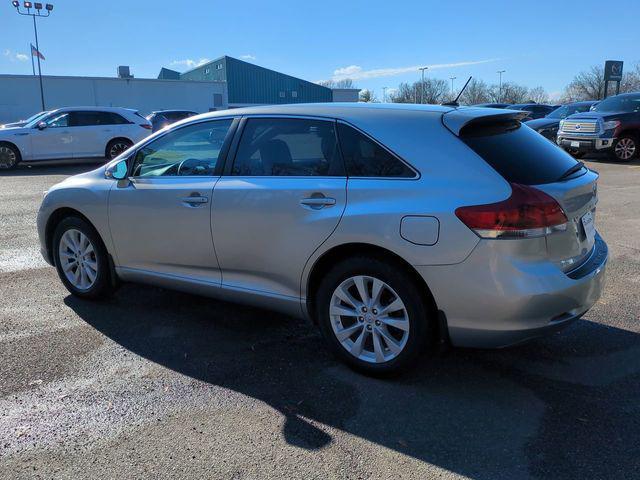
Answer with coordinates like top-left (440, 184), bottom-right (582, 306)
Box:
top-left (568, 149), bottom-right (585, 159)
top-left (612, 134), bottom-right (638, 162)
top-left (53, 217), bottom-right (113, 299)
top-left (0, 143), bottom-right (20, 170)
top-left (315, 256), bottom-right (434, 375)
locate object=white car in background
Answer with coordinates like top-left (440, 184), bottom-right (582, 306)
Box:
top-left (0, 106), bottom-right (152, 170)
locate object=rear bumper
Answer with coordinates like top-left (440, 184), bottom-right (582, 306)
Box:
top-left (416, 233), bottom-right (608, 348)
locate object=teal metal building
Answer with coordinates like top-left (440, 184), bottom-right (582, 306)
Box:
top-left (178, 56), bottom-right (332, 107)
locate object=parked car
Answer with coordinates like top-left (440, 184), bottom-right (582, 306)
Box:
top-left (557, 92), bottom-right (640, 161)
top-left (0, 110), bottom-right (50, 129)
top-left (147, 110), bottom-right (198, 132)
top-left (508, 103), bottom-right (559, 120)
top-left (526, 101), bottom-right (598, 141)
top-left (0, 106), bottom-right (152, 169)
top-left (472, 103), bottom-right (511, 109)
top-left (37, 104), bottom-right (607, 374)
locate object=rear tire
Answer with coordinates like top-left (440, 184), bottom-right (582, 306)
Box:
top-left (53, 216), bottom-right (113, 299)
top-left (0, 143), bottom-right (20, 170)
top-left (611, 134), bottom-right (638, 162)
top-left (315, 256), bottom-right (434, 376)
top-left (106, 138), bottom-right (133, 160)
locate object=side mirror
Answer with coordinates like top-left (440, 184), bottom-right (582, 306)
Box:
top-left (105, 159), bottom-right (128, 180)
top-left (36, 121), bottom-right (47, 130)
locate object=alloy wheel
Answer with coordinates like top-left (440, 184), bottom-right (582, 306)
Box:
top-left (109, 142), bottom-right (130, 159)
top-left (329, 275), bottom-right (410, 364)
top-left (0, 146), bottom-right (17, 169)
top-left (615, 138), bottom-right (636, 160)
top-left (58, 229), bottom-right (98, 291)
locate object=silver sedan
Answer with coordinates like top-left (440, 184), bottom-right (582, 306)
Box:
top-left (37, 103), bottom-right (608, 374)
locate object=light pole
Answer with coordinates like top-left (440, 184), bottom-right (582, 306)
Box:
top-left (449, 76), bottom-right (457, 96)
top-left (497, 70), bottom-right (506, 103)
top-left (11, 1), bottom-right (54, 111)
top-left (418, 66), bottom-right (428, 104)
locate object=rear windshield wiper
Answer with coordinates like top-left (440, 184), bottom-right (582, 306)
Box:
top-left (558, 161), bottom-right (585, 181)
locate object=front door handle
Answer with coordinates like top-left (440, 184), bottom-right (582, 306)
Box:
top-left (300, 196), bottom-right (336, 209)
top-left (180, 195), bottom-right (209, 207)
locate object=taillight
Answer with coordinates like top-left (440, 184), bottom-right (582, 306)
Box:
top-left (455, 183), bottom-right (568, 239)
top-left (140, 124), bottom-right (152, 130)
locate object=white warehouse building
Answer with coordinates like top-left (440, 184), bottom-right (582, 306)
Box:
top-left (0, 74), bottom-right (228, 124)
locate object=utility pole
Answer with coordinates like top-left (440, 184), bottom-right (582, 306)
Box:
top-left (418, 66), bottom-right (428, 104)
top-left (497, 70), bottom-right (506, 103)
top-left (11, 1), bottom-right (54, 111)
top-left (449, 76), bottom-right (457, 96)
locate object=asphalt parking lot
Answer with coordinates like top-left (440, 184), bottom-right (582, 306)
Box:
top-left (1, 157), bottom-right (639, 480)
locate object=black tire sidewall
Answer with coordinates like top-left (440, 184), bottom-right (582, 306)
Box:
top-left (53, 217), bottom-right (112, 299)
top-left (315, 256), bottom-right (432, 375)
top-left (612, 135), bottom-right (638, 162)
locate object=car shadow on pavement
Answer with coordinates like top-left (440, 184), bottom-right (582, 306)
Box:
top-left (0, 162), bottom-right (102, 177)
top-left (65, 284), bottom-right (640, 480)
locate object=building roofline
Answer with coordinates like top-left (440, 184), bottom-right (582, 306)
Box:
top-left (0, 73), bottom-right (226, 85)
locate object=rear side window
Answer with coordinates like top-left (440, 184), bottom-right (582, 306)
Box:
top-left (232, 118), bottom-right (344, 176)
top-left (71, 111), bottom-right (129, 126)
top-left (337, 123), bottom-right (415, 178)
top-left (460, 120), bottom-right (579, 185)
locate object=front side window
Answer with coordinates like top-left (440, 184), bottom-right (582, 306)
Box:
top-left (592, 94), bottom-right (640, 113)
top-left (44, 112), bottom-right (70, 128)
top-left (337, 123), bottom-right (415, 178)
top-left (232, 118), bottom-right (344, 176)
top-left (131, 119), bottom-right (233, 177)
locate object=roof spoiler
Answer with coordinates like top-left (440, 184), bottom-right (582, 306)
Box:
top-left (442, 108), bottom-right (529, 136)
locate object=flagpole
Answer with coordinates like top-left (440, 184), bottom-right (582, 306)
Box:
top-left (30, 45), bottom-right (35, 76)
top-left (32, 15), bottom-right (46, 110)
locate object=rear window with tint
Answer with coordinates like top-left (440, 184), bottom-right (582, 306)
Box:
top-left (460, 120), bottom-right (579, 185)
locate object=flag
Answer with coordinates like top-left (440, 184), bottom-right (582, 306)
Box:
top-left (30, 44), bottom-right (45, 61)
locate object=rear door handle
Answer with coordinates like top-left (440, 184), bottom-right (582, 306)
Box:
top-left (300, 196), bottom-right (336, 209)
top-left (180, 195), bottom-right (209, 206)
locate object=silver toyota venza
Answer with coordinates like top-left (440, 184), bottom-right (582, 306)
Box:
top-left (37, 103), bottom-right (608, 374)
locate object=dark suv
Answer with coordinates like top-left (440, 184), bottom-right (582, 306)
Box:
top-left (557, 92), bottom-right (640, 161)
top-left (526, 101), bottom-right (598, 141)
top-left (146, 110), bottom-right (198, 132)
top-left (509, 103), bottom-right (559, 121)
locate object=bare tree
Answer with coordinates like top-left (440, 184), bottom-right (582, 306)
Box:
top-left (528, 86), bottom-right (550, 104)
top-left (459, 78), bottom-right (490, 105)
top-left (561, 66), bottom-right (605, 102)
top-left (391, 78), bottom-right (449, 104)
top-left (318, 78), bottom-right (356, 89)
top-left (489, 82), bottom-right (529, 103)
top-left (359, 89), bottom-right (378, 103)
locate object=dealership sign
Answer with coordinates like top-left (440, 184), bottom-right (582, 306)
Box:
top-left (604, 60), bottom-right (624, 82)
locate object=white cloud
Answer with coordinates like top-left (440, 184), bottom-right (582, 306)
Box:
top-left (240, 54), bottom-right (256, 61)
top-left (330, 58), bottom-right (501, 81)
top-left (170, 58), bottom-right (211, 69)
top-left (3, 49), bottom-right (29, 62)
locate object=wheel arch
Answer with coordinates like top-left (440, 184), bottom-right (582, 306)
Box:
top-left (45, 207), bottom-right (104, 266)
top-left (615, 129), bottom-right (639, 140)
top-left (305, 242), bottom-right (439, 325)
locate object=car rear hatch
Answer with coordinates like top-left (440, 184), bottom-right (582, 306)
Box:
top-left (444, 108), bottom-right (599, 274)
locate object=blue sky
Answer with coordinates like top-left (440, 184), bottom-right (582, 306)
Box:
top-left (2, 0), bottom-right (639, 100)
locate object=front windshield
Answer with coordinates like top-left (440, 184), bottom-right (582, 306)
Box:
top-left (23, 111), bottom-right (48, 123)
top-left (547, 104), bottom-right (592, 119)
top-left (25, 111), bottom-right (54, 128)
top-left (592, 95), bottom-right (640, 113)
